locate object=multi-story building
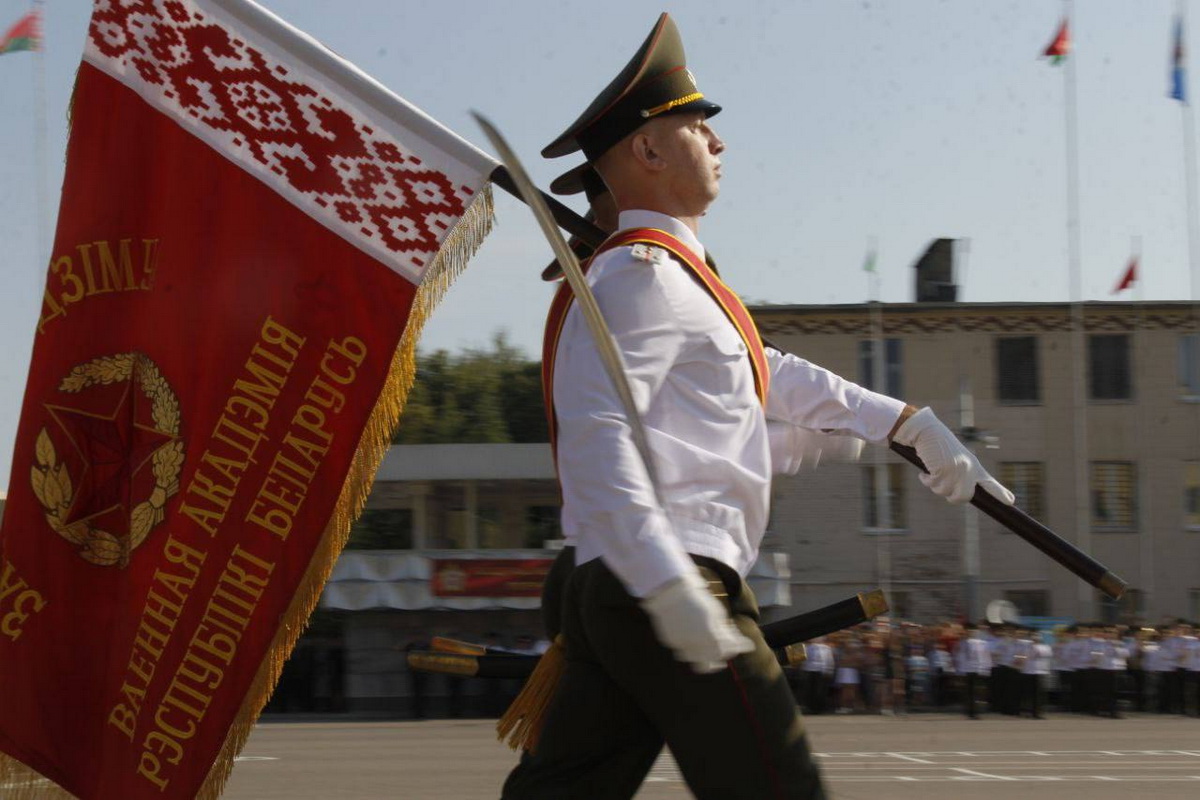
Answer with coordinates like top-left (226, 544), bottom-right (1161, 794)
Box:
top-left (757, 299), bottom-right (1200, 627)
top-left (292, 298), bottom-right (1200, 716)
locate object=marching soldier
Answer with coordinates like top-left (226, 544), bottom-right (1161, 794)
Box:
top-left (500, 13), bottom-right (1014, 799)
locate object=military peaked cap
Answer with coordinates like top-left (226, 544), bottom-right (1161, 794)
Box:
top-left (542, 13), bottom-right (720, 161)
top-left (550, 162), bottom-right (608, 201)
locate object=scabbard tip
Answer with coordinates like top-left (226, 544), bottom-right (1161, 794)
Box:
top-left (407, 652), bottom-right (480, 677)
top-left (1098, 572), bottom-right (1127, 601)
top-left (858, 589), bottom-right (890, 619)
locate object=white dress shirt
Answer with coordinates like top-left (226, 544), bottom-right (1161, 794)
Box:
top-left (553, 209), bottom-right (906, 597)
top-left (803, 641), bottom-right (835, 674)
top-left (1021, 641), bottom-right (1053, 675)
top-left (1142, 642), bottom-right (1168, 672)
top-left (956, 635), bottom-right (993, 675)
top-left (1184, 635), bottom-right (1200, 671)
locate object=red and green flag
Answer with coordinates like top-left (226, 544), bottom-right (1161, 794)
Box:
top-left (1043, 18), bottom-right (1071, 65)
top-left (0, 9), bottom-right (41, 55)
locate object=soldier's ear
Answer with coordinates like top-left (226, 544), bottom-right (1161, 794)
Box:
top-left (630, 132), bottom-right (665, 172)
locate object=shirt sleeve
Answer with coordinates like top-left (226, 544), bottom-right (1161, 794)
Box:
top-left (553, 252), bottom-right (698, 599)
top-left (764, 347), bottom-right (907, 443)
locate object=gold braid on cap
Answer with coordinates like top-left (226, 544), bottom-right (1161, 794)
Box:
top-left (640, 92), bottom-right (704, 118)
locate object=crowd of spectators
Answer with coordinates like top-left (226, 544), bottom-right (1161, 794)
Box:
top-left (786, 618), bottom-right (1200, 719)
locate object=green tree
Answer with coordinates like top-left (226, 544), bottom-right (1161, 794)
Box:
top-left (392, 332), bottom-right (548, 444)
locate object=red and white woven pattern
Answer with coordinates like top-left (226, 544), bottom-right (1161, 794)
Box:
top-left (84, 0), bottom-right (490, 283)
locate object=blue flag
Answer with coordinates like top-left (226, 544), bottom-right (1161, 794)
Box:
top-left (1172, 17), bottom-right (1187, 102)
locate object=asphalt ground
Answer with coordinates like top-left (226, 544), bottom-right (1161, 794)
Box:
top-left (221, 712), bottom-right (1200, 800)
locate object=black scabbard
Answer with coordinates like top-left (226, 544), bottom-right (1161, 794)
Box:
top-left (889, 442), bottom-right (1127, 600)
top-left (406, 651), bottom-right (535, 680)
top-left (761, 589), bottom-right (888, 649)
top-left (407, 588), bottom-right (888, 679)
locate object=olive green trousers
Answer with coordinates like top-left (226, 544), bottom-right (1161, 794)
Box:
top-left (501, 555), bottom-right (826, 800)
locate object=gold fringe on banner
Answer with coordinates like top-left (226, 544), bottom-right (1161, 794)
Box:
top-left (495, 634), bottom-right (565, 755)
top-left (0, 184), bottom-right (495, 800)
top-left (195, 184), bottom-right (495, 800)
top-left (0, 760), bottom-right (74, 800)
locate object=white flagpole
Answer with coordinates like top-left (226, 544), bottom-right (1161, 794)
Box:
top-left (1059, 0), bottom-right (1093, 617)
top-left (32, 0), bottom-right (48, 303)
top-left (1130, 237), bottom-right (1153, 611)
top-left (1182, 2), bottom-right (1200, 298)
top-left (1179, 0), bottom-right (1200, 626)
top-left (866, 237), bottom-right (893, 608)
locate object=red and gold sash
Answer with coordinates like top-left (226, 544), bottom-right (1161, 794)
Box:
top-left (541, 227), bottom-right (770, 451)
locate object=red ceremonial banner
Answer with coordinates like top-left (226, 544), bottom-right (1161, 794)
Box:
top-left (431, 559), bottom-right (554, 598)
top-left (0, 2), bottom-right (496, 798)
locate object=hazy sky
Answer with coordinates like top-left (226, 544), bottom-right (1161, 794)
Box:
top-left (0, 0), bottom-right (1193, 491)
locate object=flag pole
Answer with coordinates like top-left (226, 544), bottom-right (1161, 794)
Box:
top-left (32, 0), bottom-right (48, 302)
top-left (1178, 4), bottom-right (1200, 615)
top-left (1181, 1), bottom-right (1200, 297)
top-left (1130, 236), bottom-right (1153, 610)
top-left (865, 237), bottom-right (892, 608)
top-left (1059, 0), bottom-right (1093, 617)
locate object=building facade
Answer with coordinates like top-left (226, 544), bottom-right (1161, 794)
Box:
top-left (757, 300), bottom-right (1200, 626)
top-left (282, 299), bottom-right (1200, 716)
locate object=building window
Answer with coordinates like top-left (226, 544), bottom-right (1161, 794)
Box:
top-left (995, 336), bottom-right (1040, 404)
top-left (1180, 334), bottom-right (1200, 397)
top-left (1187, 462), bottom-right (1200, 529)
top-left (346, 508), bottom-right (413, 550)
top-left (1088, 334), bottom-right (1132, 400)
top-left (1090, 461), bottom-right (1136, 530)
top-left (858, 338), bottom-right (903, 398)
top-left (525, 505), bottom-right (561, 548)
top-left (862, 463), bottom-right (906, 530)
top-left (1005, 589), bottom-right (1049, 618)
top-left (999, 462), bottom-right (1045, 521)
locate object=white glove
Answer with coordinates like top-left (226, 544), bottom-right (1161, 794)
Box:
top-left (892, 407), bottom-right (1015, 505)
top-left (640, 571), bottom-right (755, 673)
top-left (768, 422), bottom-right (864, 475)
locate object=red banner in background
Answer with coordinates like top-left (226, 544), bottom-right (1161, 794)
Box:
top-left (0, 2), bottom-right (495, 798)
top-left (432, 559), bottom-right (554, 598)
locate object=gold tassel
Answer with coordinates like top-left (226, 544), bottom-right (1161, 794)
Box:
top-left (496, 634), bottom-right (566, 754)
top-left (0, 757), bottom-right (75, 800)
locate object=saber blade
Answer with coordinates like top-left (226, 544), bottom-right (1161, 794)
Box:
top-left (471, 111), bottom-right (666, 500)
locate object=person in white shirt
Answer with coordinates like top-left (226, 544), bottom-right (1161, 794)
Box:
top-left (1141, 629), bottom-right (1169, 713)
top-left (1052, 627), bottom-right (1074, 712)
top-left (1098, 626), bottom-right (1129, 718)
top-left (929, 643), bottom-right (955, 708)
top-left (1181, 622), bottom-right (1200, 717)
top-left (802, 637), bottom-right (835, 715)
top-left (956, 624), bottom-right (993, 719)
top-left (1162, 622), bottom-right (1189, 713)
top-left (1017, 628), bottom-right (1052, 719)
top-left (990, 626), bottom-right (1019, 716)
top-left (501, 14), bottom-right (1014, 800)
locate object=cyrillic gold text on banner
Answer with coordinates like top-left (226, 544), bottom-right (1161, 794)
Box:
top-left (0, 2), bottom-right (497, 797)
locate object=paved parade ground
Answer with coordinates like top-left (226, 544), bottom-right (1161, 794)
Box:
top-left (220, 713), bottom-right (1200, 799)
